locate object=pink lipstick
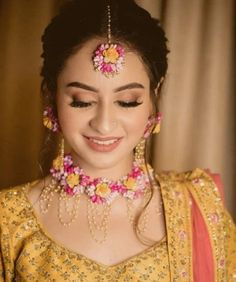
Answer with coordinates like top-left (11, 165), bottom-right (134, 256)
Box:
top-left (84, 136), bottom-right (123, 152)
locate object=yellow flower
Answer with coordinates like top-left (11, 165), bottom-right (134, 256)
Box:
top-left (124, 177), bottom-right (136, 190)
top-left (66, 173), bottom-right (80, 188)
top-left (52, 156), bottom-right (63, 170)
top-left (95, 183), bottom-right (111, 197)
top-left (43, 117), bottom-right (53, 130)
top-left (103, 47), bottom-right (119, 64)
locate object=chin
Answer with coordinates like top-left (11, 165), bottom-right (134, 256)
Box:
top-left (85, 154), bottom-right (123, 169)
top-left (71, 148), bottom-right (131, 169)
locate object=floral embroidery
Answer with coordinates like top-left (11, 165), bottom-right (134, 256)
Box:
top-left (208, 212), bottom-right (220, 224)
top-left (219, 258), bottom-right (225, 268)
top-left (187, 168), bottom-right (236, 281)
top-left (180, 270), bottom-right (188, 277)
top-left (179, 230), bottom-right (187, 240)
top-left (192, 177), bottom-right (205, 187)
top-left (156, 172), bottom-right (192, 281)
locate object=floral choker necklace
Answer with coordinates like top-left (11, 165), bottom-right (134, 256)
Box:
top-left (50, 154), bottom-right (152, 205)
top-left (40, 153), bottom-right (162, 244)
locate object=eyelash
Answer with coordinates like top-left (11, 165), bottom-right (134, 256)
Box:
top-left (70, 101), bottom-right (92, 108)
top-left (117, 101), bottom-right (143, 108)
top-left (70, 100), bottom-right (143, 108)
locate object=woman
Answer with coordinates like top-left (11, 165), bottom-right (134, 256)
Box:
top-left (0, 0), bottom-right (235, 281)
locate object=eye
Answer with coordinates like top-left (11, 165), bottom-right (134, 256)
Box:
top-left (117, 101), bottom-right (143, 108)
top-left (70, 100), bottom-right (93, 108)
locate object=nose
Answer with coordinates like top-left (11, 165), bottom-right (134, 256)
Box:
top-left (89, 103), bottom-right (117, 135)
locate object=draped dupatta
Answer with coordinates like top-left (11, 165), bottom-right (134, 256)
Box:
top-left (157, 168), bottom-right (234, 281)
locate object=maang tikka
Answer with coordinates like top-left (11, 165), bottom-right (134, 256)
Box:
top-left (92, 4), bottom-right (125, 77)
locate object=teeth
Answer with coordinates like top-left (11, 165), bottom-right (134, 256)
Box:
top-left (90, 138), bottom-right (118, 145)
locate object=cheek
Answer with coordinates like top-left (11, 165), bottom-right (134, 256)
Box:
top-left (57, 100), bottom-right (81, 134)
top-left (123, 110), bottom-right (150, 138)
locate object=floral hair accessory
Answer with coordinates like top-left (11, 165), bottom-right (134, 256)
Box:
top-left (92, 4), bottom-right (125, 77)
top-left (50, 154), bottom-right (152, 205)
top-left (43, 106), bottom-right (60, 132)
top-left (143, 112), bottom-right (163, 139)
top-left (92, 43), bottom-right (125, 77)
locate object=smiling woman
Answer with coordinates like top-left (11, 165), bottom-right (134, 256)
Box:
top-left (56, 38), bottom-right (152, 174)
top-left (0, 0), bottom-right (235, 281)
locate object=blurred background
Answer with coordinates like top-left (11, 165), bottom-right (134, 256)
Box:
top-left (0, 0), bottom-right (235, 220)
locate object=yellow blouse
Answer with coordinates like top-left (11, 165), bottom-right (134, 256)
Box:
top-left (0, 185), bottom-right (170, 281)
top-left (0, 168), bottom-right (235, 281)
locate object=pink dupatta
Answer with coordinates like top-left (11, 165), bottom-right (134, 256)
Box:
top-left (191, 169), bottom-right (224, 282)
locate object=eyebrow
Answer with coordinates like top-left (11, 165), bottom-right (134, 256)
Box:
top-left (66, 81), bottom-right (145, 93)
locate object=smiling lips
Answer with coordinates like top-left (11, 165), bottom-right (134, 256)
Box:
top-left (84, 136), bottom-right (123, 152)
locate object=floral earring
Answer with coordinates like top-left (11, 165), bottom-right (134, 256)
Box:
top-left (43, 106), bottom-right (60, 132)
top-left (134, 112), bottom-right (162, 163)
top-left (143, 112), bottom-right (162, 139)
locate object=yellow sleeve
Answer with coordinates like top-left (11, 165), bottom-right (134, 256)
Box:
top-left (0, 228), bottom-right (4, 281)
top-left (0, 193), bottom-right (14, 282)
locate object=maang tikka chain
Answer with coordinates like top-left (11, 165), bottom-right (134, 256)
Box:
top-left (92, 4), bottom-right (125, 77)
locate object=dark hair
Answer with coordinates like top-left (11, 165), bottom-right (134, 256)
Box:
top-left (41, 0), bottom-right (169, 95)
top-left (40, 0), bottom-right (169, 245)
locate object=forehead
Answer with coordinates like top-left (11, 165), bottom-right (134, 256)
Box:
top-left (58, 38), bottom-right (150, 88)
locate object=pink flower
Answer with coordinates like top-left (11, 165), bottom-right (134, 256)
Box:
top-left (91, 195), bottom-right (103, 204)
top-left (92, 43), bottom-right (125, 77)
top-left (65, 187), bottom-right (74, 196)
top-left (173, 191), bottom-right (182, 198)
top-left (219, 258), bottom-right (225, 268)
top-left (209, 213), bottom-right (220, 224)
top-left (180, 270), bottom-right (188, 277)
top-left (134, 190), bottom-right (144, 198)
top-left (192, 178), bottom-right (200, 184)
top-left (179, 230), bottom-right (187, 240)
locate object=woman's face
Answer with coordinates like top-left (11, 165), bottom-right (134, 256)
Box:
top-left (56, 38), bottom-right (153, 174)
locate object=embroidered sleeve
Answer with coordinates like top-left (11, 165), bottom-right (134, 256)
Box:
top-left (0, 227), bottom-right (5, 281)
top-left (0, 193), bottom-right (14, 282)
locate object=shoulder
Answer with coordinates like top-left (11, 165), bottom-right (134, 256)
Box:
top-left (0, 180), bottom-right (40, 230)
top-left (156, 167), bottom-right (218, 183)
top-left (156, 167), bottom-right (221, 192)
top-left (155, 167), bottom-right (224, 211)
top-left (0, 183), bottom-right (30, 212)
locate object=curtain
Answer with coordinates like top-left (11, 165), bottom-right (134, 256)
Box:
top-left (0, 0), bottom-right (235, 219)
